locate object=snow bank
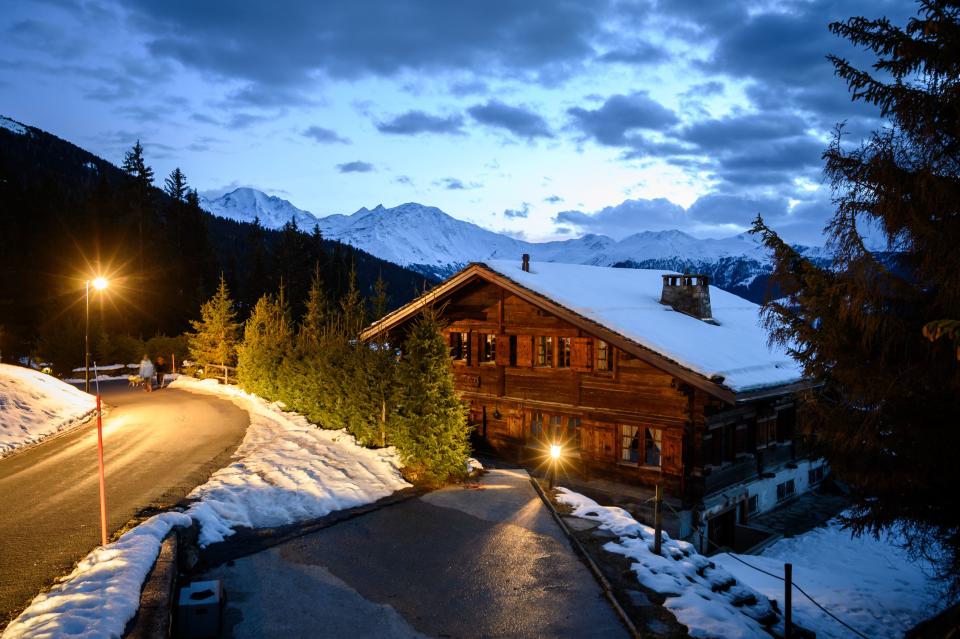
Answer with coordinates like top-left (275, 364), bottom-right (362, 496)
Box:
top-left (1, 512), bottom-right (191, 639)
top-left (170, 376), bottom-right (411, 546)
top-left (556, 488), bottom-right (779, 639)
top-left (714, 517), bottom-right (947, 639)
top-left (0, 363), bottom-right (96, 458)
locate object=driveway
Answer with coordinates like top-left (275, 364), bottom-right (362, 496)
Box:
top-left (201, 465), bottom-right (630, 639)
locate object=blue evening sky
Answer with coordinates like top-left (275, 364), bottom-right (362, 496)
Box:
top-left (0, 0), bottom-right (909, 244)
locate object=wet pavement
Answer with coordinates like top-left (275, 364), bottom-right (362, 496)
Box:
top-left (200, 468), bottom-right (629, 639)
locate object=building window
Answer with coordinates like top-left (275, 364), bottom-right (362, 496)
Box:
top-left (620, 426), bottom-right (661, 467)
top-left (776, 479), bottom-right (796, 502)
top-left (509, 335), bottom-right (517, 366)
top-left (756, 417), bottom-right (776, 448)
top-left (645, 428), bottom-right (662, 467)
top-left (567, 417), bottom-right (581, 453)
top-left (808, 465), bottom-right (825, 485)
top-left (482, 334), bottom-right (496, 362)
top-left (450, 332), bottom-right (469, 361)
top-left (549, 415), bottom-right (563, 440)
top-left (777, 407), bottom-right (796, 442)
top-left (536, 336), bottom-right (554, 367)
top-left (747, 495), bottom-right (759, 514)
top-left (531, 411), bottom-right (544, 438)
top-left (557, 337), bottom-right (572, 367)
top-left (596, 340), bottom-right (611, 371)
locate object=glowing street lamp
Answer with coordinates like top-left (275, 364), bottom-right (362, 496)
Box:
top-left (84, 277), bottom-right (108, 394)
top-left (549, 443), bottom-right (562, 489)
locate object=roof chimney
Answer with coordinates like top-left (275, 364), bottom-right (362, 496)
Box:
top-left (660, 274), bottom-right (713, 321)
top-left (521, 254), bottom-right (530, 272)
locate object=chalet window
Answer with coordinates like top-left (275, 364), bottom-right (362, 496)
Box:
top-left (536, 336), bottom-right (554, 367)
top-left (776, 479), bottom-right (796, 502)
top-left (734, 424), bottom-right (748, 456)
top-left (557, 337), bottom-right (572, 368)
top-left (747, 495), bottom-right (759, 514)
top-left (808, 465), bottom-right (825, 485)
top-left (756, 417), bottom-right (776, 448)
top-left (450, 332), bottom-right (469, 361)
top-left (531, 411), bottom-right (544, 439)
top-left (567, 417), bottom-right (581, 453)
top-left (596, 340), bottom-right (611, 371)
top-left (707, 429), bottom-right (724, 466)
top-left (644, 428), bottom-right (662, 467)
top-left (549, 415), bottom-right (563, 440)
top-left (509, 335), bottom-right (518, 366)
top-left (620, 425), bottom-right (661, 467)
top-left (776, 407), bottom-right (796, 442)
top-left (481, 334), bottom-right (496, 363)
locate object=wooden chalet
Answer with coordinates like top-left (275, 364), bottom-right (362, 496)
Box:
top-left (362, 256), bottom-right (821, 552)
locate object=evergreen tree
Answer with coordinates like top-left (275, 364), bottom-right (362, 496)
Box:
top-left (299, 264), bottom-right (329, 349)
top-left (237, 287), bottom-right (291, 399)
top-left (187, 274), bottom-right (240, 374)
top-left (163, 167), bottom-right (188, 202)
top-left (752, 0), bottom-right (960, 590)
top-left (121, 140), bottom-right (154, 310)
top-left (391, 308), bottom-right (471, 486)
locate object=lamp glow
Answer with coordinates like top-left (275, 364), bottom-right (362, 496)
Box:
top-left (92, 277), bottom-right (108, 291)
top-left (550, 444), bottom-right (562, 460)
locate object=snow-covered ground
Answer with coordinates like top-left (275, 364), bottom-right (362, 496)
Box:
top-left (714, 518), bottom-right (948, 639)
top-left (2, 376), bottom-right (410, 639)
top-left (556, 488), bottom-right (782, 639)
top-left (0, 363), bottom-right (96, 458)
top-left (557, 486), bottom-right (949, 639)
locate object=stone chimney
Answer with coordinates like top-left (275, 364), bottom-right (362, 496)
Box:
top-left (522, 254), bottom-right (530, 272)
top-left (660, 274), bottom-right (713, 321)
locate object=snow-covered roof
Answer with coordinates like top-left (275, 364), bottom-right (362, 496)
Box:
top-left (482, 260), bottom-right (805, 394)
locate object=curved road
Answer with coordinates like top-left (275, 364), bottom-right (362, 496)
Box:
top-left (0, 381), bottom-right (249, 625)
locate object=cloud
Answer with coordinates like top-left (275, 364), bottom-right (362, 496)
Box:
top-left (394, 175), bottom-right (414, 185)
top-left (503, 203), bottom-right (530, 219)
top-left (597, 41), bottom-right (668, 65)
top-left (303, 125), bottom-right (350, 144)
top-left (227, 112), bottom-right (270, 129)
top-left (337, 161), bottom-right (374, 173)
top-left (434, 177), bottom-right (480, 190)
top-left (123, 1), bottom-right (607, 87)
top-left (568, 92), bottom-right (678, 146)
top-left (555, 198), bottom-right (687, 239)
top-left (376, 110), bottom-right (464, 135)
top-left (543, 195), bottom-right (564, 204)
top-left (468, 100), bottom-right (552, 139)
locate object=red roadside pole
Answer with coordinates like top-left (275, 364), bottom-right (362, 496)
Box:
top-left (94, 368), bottom-right (108, 546)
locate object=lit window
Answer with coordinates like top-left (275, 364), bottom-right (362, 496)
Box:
top-left (482, 334), bottom-right (496, 362)
top-left (645, 428), bottom-right (662, 467)
top-left (557, 337), bottom-right (571, 367)
top-left (596, 340), bottom-right (610, 371)
top-left (621, 425), bottom-right (640, 464)
top-left (536, 336), bottom-right (553, 367)
top-left (450, 331), bottom-right (469, 361)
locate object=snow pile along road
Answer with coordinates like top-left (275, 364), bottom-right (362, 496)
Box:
top-left (0, 363), bottom-right (96, 458)
top-left (171, 376), bottom-right (411, 546)
top-left (3, 376), bottom-right (411, 639)
top-left (714, 516), bottom-right (947, 639)
top-left (1, 513), bottom-right (191, 639)
top-left (556, 488), bottom-right (781, 639)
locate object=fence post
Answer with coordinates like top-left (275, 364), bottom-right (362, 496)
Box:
top-left (784, 562), bottom-right (793, 638)
top-left (654, 483), bottom-right (663, 555)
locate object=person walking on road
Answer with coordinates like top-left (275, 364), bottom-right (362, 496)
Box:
top-left (138, 354), bottom-right (155, 393)
top-left (155, 356), bottom-right (166, 389)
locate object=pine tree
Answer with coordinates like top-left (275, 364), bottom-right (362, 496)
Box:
top-left (237, 286), bottom-right (291, 399)
top-left (299, 264), bottom-right (329, 349)
top-left (187, 274), bottom-right (241, 375)
top-left (752, 0), bottom-right (960, 590)
top-left (391, 308), bottom-right (471, 486)
top-left (121, 140), bottom-right (154, 310)
top-left (163, 167), bottom-right (188, 202)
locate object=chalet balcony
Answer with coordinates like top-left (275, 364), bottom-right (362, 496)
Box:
top-left (703, 457), bottom-right (757, 494)
top-left (757, 442), bottom-right (796, 472)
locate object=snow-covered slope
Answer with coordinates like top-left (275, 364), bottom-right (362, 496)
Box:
top-left (199, 188), bottom-right (827, 300)
top-left (201, 187), bottom-right (321, 230)
top-left (0, 115), bottom-right (29, 136)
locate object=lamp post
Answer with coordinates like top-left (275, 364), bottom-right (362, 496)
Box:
top-left (84, 277), bottom-right (108, 394)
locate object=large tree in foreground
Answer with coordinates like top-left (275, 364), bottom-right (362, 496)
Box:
top-left (753, 0), bottom-right (960, 590)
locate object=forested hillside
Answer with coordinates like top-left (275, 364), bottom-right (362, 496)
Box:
top-left (0, 118), bottom-right (431, 370)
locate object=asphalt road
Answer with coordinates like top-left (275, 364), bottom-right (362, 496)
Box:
top-left (0, 381), bottom-right (249, 625)
top-left (203, 466), bottom-right (630, 639)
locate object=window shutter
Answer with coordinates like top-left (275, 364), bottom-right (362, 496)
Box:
top-left (661, 432), bottom-right (683, 473)
top-left (495, 333), bottom-right (511, 365)
top-left (516, 335), bottom-right (534, 367)
top-left (571, 337), bottom-right (593, 371)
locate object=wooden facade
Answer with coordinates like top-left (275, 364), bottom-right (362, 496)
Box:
top-left (363, 264), bottom-right (813, 539)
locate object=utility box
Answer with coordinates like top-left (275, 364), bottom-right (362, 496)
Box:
top-left (177, 580), bottom-right (223, 638)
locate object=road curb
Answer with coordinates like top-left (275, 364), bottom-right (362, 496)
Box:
top-left (529, 477), bottom-right (642, 639)
top-left (126, 530), bottom-right (179, 639)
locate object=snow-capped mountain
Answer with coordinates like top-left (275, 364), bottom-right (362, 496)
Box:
top-left (200, 187), bottom-right (321, 230)
top-left (201, 188), bottom-right (828, 302)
